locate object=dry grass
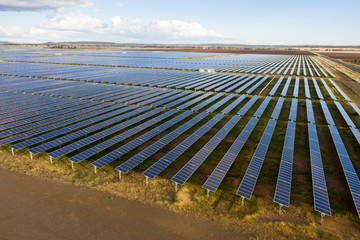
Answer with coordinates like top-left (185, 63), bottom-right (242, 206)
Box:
top-left (1, 148), bottom-right (359, 239)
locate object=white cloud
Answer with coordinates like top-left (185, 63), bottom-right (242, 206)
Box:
top-left (0, 23), bottom-right (23, 36)
top-left (0, 0), bottom-right (92, 11)
top-left (43, 10), bottom-right (105, 33)
top-left (109, 17), bottom-right (224, 40)
top-left (0, 9), bottom-right (227, 43)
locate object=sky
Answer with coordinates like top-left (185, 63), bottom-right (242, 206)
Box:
top-left (0, 0), bottom-right (359, 45)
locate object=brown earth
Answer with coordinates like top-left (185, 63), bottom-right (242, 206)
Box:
top-left (0, 168), bottom-right (249, 240)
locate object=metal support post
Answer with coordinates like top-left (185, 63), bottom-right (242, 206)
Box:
top-left (146, 176), bottom-right (148, 186)
top-left (175, 182), bottom-right (178, 192)
top-left (279, 204), bottom-right (283, 215)
top-left (30, 152), bottom-right (33, 160)
top-left (94, 166), bottom-right (97, 174)
top-left (50, 156), bottom-right (53, 164)
top-left (71, 161), bottom-right (74, 169)
top-left (241, 196), bottom-right (245, 207)
top-left (206, 189), bottom-right (210, 199)
top-left (320, 213), bottom-right (325, 224)
top-left (119, 171), bottom-right (122, 180)
top-left (11, 148), bottom-right (14, 156)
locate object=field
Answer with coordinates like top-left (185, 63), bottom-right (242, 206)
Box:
top-left (0, 48), bottom-right (360, 239)
top-left (317, 51), bottom-right (360, 67)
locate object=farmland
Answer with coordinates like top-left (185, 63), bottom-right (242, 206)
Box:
top-left (1, 48), bottom-right (360, 239)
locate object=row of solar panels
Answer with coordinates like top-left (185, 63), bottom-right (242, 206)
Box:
top-left (1, 95), bottom-right (359, 219)
top-left (2, 54), bottom-right (331, 77)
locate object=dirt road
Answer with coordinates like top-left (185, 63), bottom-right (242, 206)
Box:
top-left (0, 168), bottom-right (249, 240)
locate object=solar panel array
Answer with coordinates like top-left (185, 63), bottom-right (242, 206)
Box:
top-left (1, 49), bottom-right (360, 221)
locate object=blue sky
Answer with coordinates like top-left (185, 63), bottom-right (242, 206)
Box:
top-left (0, 0), bottom-right (359, 45)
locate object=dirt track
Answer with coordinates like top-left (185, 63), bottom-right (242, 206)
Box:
top-left (0, 168), bottom-right (249, 240)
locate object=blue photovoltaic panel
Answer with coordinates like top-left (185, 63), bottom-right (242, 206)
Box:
top-left (320, 78), bottom-right (337, 100)
top-left (328, 79), bottom-right (350, 101)
top-left (221, 94), bottom-right (247, 114)
top-left (237, 95), bottom-right (259, 116)
top-left (224, 75), bottom-right (254, 92)
top-left (253, 96), bottom-right (272, 118)
top-left (95, 110), bottom-right (193, 169)
top-left (328, 125), bottom-right (360, 217)
top-left (281, 77), bottom-right (291, 96)
top-left (349, 102), bottom-right (360, 116)
top-left (270, 97), bottom-right (284, 120)
top-left (235, 75), bottom-right (262, 93)
top-left (304, 77), bottom-right (311, 99)
top-left (177, 92), bottom-right (213, 109)
top-left (312, 78), bottom-right (324, 99)
top-left (172, 115), bottom-right (241, 185)
top-left (163, 91), bottom-right (202, 108)
top-left (288, 98), bottom-right (298, 122)
top-left (350, 127), bottom-right (360, 145)
top-left (246, 75), bottom-right (269, 94)
top-left (293, 77), bottom-right (299, 97)
top-left (48, 107), bottom-right (167, 159)
top-left (306, 99), bottom-right (315, 124)
top-left (274, 121), bottom-right (296, 207)
top-left (192, 93), bottom-right (225, 111)
top-left (269, 76), bottom-right (284, 96)
top-left (206, 93), bottom-right (235, 113)
top-left (334, 101), bottom-right (356, 128)
top-left (115, 112), bottom-right (208, 173)
top-left (204, 96), bottom-right (280, 193)
top-left (30, 106), bottom-right (152, 154)
top-left (308, 123), bottom-right (331, 216)
top-left (237, 118), bottom-right (277, 200)
top-left (320, 100), bottom-right (335, 125)
top-left (143, 114), bottom-right (224, 179)
top-left (214, 75), bottom-right (248, 92)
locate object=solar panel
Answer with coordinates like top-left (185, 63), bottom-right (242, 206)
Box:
top-left (192, 93), bottom-right (225, 111)
top-left (206, 93), bottom-right (235, 113)
top-left (116, 112), bottom-right (208, 174)
top-left (237, 95), bottom-right (259, 116)
top-left (293, 77), bottom-right (299, 97)
top-left (203, 96), bottom-right (279, 193)
top-left (237, 118), bottom-right (277, 200)
top-left (253, 96), bottom-right (272, 118)
top-left (281, 77), bottom-right (291, 96)
top-left (304, 77), bottom-right (311, 98)
top-left (289, 98), bottom-right (298, 122)
top-left (11, 103), bottom-right (127, 150)
top-left (306, 99), bottom-right (315, 124)
top-left (312, 78), bottom-right (324, 99)
top-left (269, 76), bottom-right (284, 96)
top-left (93, 110), bottom-right (192, 169)
top-left (274, 121), bottom-right (296, 208)
top-left (177, 92), bottom-right (213, 110)
top-left (236, 75), bottom-right (262, 93)
top-left (47, 107), bottom-right (167, 159)
top-left (328, 79), bottom-right (350, 101)
top-left (320, 78), bottom-right (337, 100)
top-left (334, 101), bottom-right (356, 128)
top-left (319, 100), bottom-right (335, 125)
top-left (143, 114), bottom-right (224, 179)
top-left (328, 125), bottom-right (359, 217)
top-left (224, 75), bottom-right (254, 92)
top-left (221, 94), bottom-right (247, 114)
top-left (246, 75), bottom-right (269, 94)
top-left (163, 91), bottom-right (202, 108)
top-left (270, 97), bottom-right (284, 120)
top-left (172, 115), bottom-right (241, 186)
top-left (214, 75), bottom-right (247, 92)
top-left (349, 102), bottom-right (360, 116)
top-left (307, 122), bottom-right (331, 217)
